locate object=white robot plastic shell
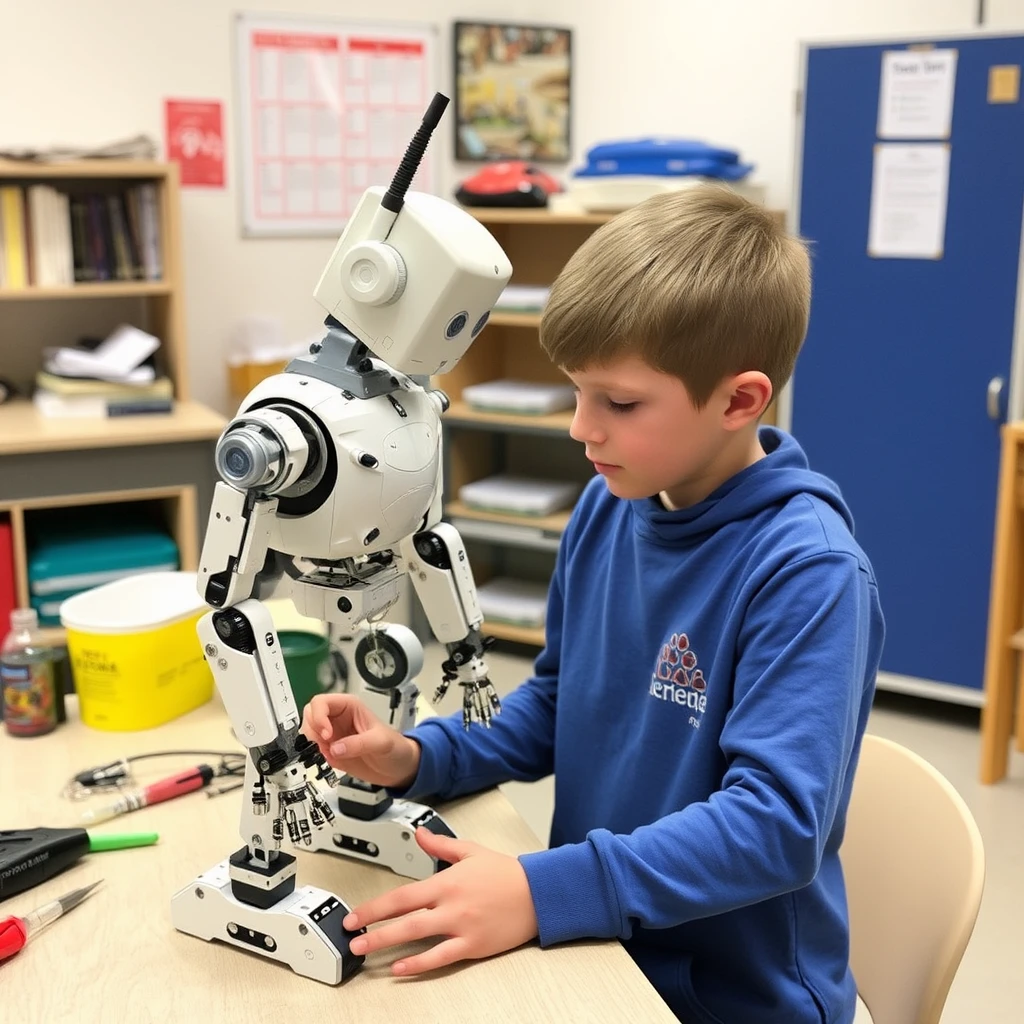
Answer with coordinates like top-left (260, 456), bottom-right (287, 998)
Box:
top-left (235, 371), bottom-right (443, 561)
top-left (313, 187), bottom-right (513, 377)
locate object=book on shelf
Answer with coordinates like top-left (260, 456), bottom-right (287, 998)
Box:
top-left (0, 185), bottom-right (28, 288)
top-left (0, 182), bottom-right (162, 288)
top-left (33, 390), bottom-right (173, 419)
top-left (35, 371), bottom-right (172, 399)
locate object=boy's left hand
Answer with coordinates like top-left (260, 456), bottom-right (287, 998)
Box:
top-left (342, 827), bottom-right (539, 975)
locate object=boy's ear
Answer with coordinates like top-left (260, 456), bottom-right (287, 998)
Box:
top-left (720, 371), bottom-right (773, 430)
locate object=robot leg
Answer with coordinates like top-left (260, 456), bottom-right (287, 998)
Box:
top-left (170, 603), bottom-right (365, 984)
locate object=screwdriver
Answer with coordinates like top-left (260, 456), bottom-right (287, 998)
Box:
top-left (80, 764), bottom-right (215, 825)
top-left (0, 880), bottom-right (103, 962)
top-left (0, 828), bottom-right (158, 902)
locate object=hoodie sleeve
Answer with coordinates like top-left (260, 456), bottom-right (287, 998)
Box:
top-left (396, 547), bottom-right (567, 804)
top-left (519, 550), bottom-right (881, 944)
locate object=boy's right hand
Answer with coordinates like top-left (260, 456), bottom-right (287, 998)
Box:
top-left (301, 694), bottom-right (421, 790)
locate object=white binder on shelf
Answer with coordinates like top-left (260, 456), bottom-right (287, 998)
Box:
top-left (458, 475), bottom-right (581, 517)
top-left (477, 577), bottom-right (549, 628)
top-left (462, 379), bottom-right (576, 416)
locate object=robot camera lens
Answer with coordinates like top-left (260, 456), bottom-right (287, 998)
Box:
top-left (223, 444), bottom-right (253, 478)
top-left (470, 311), bottom-right (490, 339)
top-left (445, 311), bottom-right (469, 339)
top-left (215, 427), bottom-right (277, 490)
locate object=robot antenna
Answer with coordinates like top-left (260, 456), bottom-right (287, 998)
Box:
top-left (380, 92), bottom-right (449, 216)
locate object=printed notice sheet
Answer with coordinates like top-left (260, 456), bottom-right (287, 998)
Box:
top-left (236, 14), bottom-right (436, 236)
top-left (868, 143), bottom-right (951, 259)
top-left (878, 49), bottom-right (958, 139)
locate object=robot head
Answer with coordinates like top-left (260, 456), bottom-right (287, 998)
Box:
top-left (313, 186), bottom-right (512, 377)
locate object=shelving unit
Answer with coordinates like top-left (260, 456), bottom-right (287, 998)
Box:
top-left (434, 209), bottom-right (618, 649)
top-left (0, 160), bottom-right (224, 639)
top-left (0, 485), bottom-right (198, 646)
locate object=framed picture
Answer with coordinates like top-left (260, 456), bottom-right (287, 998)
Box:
top-left (453, 22), bottom-right (572, 162)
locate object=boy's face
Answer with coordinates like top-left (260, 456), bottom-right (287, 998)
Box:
top-left (565, 354), bottom-right (750, 509)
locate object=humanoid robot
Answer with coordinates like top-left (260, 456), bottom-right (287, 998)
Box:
top-left (170, 94), bottom-right (513, 984)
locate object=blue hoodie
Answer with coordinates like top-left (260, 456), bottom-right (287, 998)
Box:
top-left (404, 427), bottom-right (884, 1024)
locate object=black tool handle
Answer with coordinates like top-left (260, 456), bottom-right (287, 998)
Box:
top-left (0, 827), bottom-right (90, 902)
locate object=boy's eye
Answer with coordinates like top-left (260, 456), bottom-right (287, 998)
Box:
top-left (607, 399), bottom-right (638, 413)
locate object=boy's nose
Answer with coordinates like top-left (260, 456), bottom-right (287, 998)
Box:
top-left (569, 404), bottom-right (602, 444)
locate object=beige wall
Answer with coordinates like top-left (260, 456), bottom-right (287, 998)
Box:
top-left (4, 1), bottom-right (1023, 413)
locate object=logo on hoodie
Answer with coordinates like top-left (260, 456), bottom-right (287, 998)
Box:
top-left (649, 632), bottom-right (707, 727)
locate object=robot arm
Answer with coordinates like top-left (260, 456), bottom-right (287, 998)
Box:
top-left (197, 484), bottom-right (278, 609)
top-left (400, 524), bottom-right (500, 727)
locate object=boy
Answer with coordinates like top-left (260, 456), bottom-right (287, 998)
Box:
top-left (302, 185), bottom-right (884, 1024)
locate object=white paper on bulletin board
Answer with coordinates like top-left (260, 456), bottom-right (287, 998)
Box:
top-left (877, 49), bottom-right (957, 139)
top-left (235, 13), bottom-right (438, 237)
top-left (868, 143), bottom-right (951, 259)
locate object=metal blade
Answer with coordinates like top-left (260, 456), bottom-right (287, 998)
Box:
top-left (57, 879), bottom-right (103, 915)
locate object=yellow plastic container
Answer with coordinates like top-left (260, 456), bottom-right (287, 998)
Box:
top-left (60, 571), bottom-right (214, 731)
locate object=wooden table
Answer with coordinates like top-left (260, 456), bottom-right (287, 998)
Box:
top-left (980, 422), bottom-right (1024, 782)
top-left (0, 696), bottom-right (676, 1023)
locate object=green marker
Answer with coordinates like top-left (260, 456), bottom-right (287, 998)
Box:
top-left (0, 827), bottom-right (160, 901)
top-left (87, 831), bottom-right (160, 852)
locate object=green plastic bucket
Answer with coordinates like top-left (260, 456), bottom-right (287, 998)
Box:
top-left (279, 630), bottom-right (342, 713)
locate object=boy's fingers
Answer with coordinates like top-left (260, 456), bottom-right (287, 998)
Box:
top-left (330, 730), bottom-right (390, 760)
top-left (304, 697), bottom-right (335, 738)
top-left (349, 909), bottom-right (443, 956)
top-left (393, 938), bottom-right (470, 976)
top-left (344, 878), bottom-right (435, 930)
top-left (414, 827), bottom-right (472, 863)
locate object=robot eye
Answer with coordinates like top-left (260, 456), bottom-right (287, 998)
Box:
top-left (224, 444), bottom-right (254, 479)
top-left (445, 311), bottom-right (469, 339)
top-left (470, 311), bottom-right (490, 339)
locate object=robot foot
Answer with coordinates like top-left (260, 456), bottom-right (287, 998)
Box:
top-left (171, 859), bottom-right (365, 985)
top-left (304, 790), bottom-right (456, 881)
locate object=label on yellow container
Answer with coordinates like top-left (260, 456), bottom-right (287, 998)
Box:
top-left (68, 612), bottom-right (213, 730)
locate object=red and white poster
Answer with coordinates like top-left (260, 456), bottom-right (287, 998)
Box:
top-left (164, 99), bottom-right (226, 188)
top-left (235, 15), bottom-right (436, 236)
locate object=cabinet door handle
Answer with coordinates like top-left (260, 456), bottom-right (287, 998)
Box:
top-left (988, 376), bottom-right (1005, 421)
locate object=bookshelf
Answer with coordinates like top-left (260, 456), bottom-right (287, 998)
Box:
top-left (0, 159), bottom-right (224, 641)
top-left (434, 209), bottom-right (619, 649)
top-left (0, 158), bottom-right (192, 398)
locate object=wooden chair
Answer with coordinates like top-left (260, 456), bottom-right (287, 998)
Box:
top-left (841, 735), bottom-right (985, 1024)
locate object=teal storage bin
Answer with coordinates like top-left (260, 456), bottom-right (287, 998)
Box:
top-left (30, 589), bottom-right (82, 627)
top-left (27, 508), bottom-right (179, 598)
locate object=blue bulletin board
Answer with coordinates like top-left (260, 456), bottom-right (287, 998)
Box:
top-left (791, 33), bottom-right (1024, 701)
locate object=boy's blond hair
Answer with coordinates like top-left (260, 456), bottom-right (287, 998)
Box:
top-left (539, 185), bottom-right (811, 407)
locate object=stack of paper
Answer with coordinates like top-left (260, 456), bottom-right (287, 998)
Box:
top-left (462, 379), bottom-right (576, 416)
top-left (459, 475), bottom-right (581, 517)
top-left (494, 284), bottom-right (550, 312)
top-left (35, 324), bottom-right (172, 418)
top-left (43, 324), bottom-right (160, 383)
top-left (477, 577), bottom-right (549, 628)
